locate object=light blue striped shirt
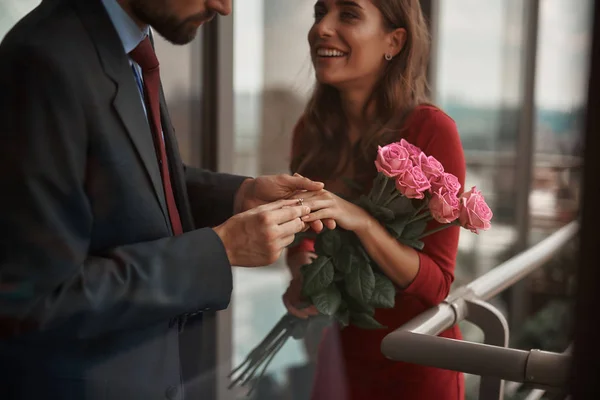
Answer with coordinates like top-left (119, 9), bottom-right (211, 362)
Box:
top-left (101, 0), bottom-right (151, 116)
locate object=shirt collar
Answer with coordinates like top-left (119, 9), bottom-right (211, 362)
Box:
top-left (101, 0), bottom-right (150, 54)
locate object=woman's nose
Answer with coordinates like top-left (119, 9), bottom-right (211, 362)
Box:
top-left (314, 14), bottom-right (335, 38)
top-left (315, 17), bottom-right (335, 37)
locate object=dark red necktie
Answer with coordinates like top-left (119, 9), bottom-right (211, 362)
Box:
top-left (129, 37), bottom-right (183, 236)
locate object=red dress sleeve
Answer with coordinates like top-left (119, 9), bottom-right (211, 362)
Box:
top-left (401, 107), bottom-right (466, 307)
top-left (287, 117), bottom-right (316, 257)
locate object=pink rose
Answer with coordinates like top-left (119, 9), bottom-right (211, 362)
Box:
top-left (395, 166), bottom-right (431, 199)
top-left (429, 188), bottom-right (460, 224)
top-left (432, 172), bottom-right (462, 196)
top-left (414, 153), bottom-right (445, 182)
top-left (375, 144), bottom-right (412, 178)
top-left (399, 139), bottom-right (422, 159)
top-left (459, 187), bottom-right (493, 233)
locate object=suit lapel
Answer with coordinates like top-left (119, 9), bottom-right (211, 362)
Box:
top-left (73, 0), bottom-right (170, 226)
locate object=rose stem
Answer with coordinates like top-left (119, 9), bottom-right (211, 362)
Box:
top-left (382, 191), bottom-right (400, 207)
top-left (416, 220), bottom-right (460, 240)
top-left (228, 314), bottom-right (290, 379)
top-left (409, 210), bottom-right (432, 224)
top-left (374, 175), bottom-right (390, 205)
top-left (239, 328), bottom-right (291, 387)
top-left (247, 331), bottom-right (292, 397)
top-left (408, 200), bottom-right (429, 221)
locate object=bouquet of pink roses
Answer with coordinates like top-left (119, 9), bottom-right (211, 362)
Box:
top-left (229, 139), bottom-right (492, 395)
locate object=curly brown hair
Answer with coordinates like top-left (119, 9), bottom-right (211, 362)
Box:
top-left (291, 0), bottom-right (431, 183)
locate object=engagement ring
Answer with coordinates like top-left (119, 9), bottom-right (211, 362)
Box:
top-left (297, 198), bottom-right (304, 206)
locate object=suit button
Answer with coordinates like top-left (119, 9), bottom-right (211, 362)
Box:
top-left (165, 386), bottom-right (178, 400)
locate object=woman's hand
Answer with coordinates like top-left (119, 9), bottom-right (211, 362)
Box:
top-left (296, 190), bottom-right (375, 233)
top-left (283, 277), bottom-right (320, 319)
top-left (284, 251), bottom-right (320, 318)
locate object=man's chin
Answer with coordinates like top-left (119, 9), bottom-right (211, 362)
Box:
top-left (155, 25), bottom-right (198, 45)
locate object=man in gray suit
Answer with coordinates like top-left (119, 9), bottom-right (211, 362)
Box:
top-left (0, 0), bottom-right (322, 399)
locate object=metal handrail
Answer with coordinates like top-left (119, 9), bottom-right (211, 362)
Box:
top-left (381, 221), bottom-right (578, 399)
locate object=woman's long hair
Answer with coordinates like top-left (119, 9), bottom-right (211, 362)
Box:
top-left (291, 0), bottom-right (431, 183)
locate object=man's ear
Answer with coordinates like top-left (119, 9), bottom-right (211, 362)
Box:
top-left (388, 28), bottom-right (407, 57)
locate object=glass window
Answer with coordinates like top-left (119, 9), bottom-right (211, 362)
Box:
top-left (530, 0), bottom-right (590, 240)
top-left (154, 35), bottom-right (203, 165)
top-left (232, 0), bottom-right (315, 397)
top-left (436, 1), bottom-right (527, 396)
top-left (508, 2), bottom-right (591, 397)
top-left (436, 0), bottom-right (526, 307)
top-left (0, 0), bottom-right (42, 41)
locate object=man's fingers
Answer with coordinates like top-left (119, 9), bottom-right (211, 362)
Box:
top-left (286, 175), bottom-right (324, 191)
top-left (269, 205), bottom-right (311, 225)
top-left (289, 189), bottom-right (326, 201)
top-left (278, 234), bottom-right (297, 249)
top-left (278, 217), bottom-right (307, 238)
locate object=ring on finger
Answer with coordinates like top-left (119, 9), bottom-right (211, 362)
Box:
top-left (297, 198), bottom-right (304, 206)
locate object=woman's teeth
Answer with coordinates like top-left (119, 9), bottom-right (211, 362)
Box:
top-left (317, 48), bottom-right (346, 57)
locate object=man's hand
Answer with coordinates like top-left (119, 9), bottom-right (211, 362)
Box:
top-left (214, 199), bottom-right (311, 267)
top-left (234, 174), bottom-right (324, 214)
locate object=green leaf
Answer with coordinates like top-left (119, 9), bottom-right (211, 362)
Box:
top-left (335, 247), bottom-right (355, 274)
top-left (369, 274), bottom-right (396, 309)
top-left (312, 285), bottom-right (342, 316)
top-left (398, 238), bottom-right (425, 251)
top-left (372, 206), bottom-right (395, 222)
top-left (402, 219), bottom-right (428, 240)
top-left (357, 246), bottom-right (371, 263)
top-left (386, 215), bottom-right (411, 238)
top-left (315, 229), bottom-right (342, 257)
top-left (350, 312), bottom-right (387, 330)
top-left (387, 196), bottom-right (416, 217)
top-left (302, 256), bottom-right (334, 297)
top-left (356, 195), bottom-right (376, 214)
top-left (345, 260), bottom-right (375, 305)
top-left (335, 307), bottom-right (350, 328)
top-left (342, 177), bottom-right (364, 192)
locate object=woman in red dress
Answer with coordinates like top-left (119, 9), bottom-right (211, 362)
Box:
top-left (283, 0), bottom-right (466, 399)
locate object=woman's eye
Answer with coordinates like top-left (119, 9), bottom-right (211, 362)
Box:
top-left (314, 9), bottom-right (326, 21)
top-left (340, 11), bottom-right (358, 20)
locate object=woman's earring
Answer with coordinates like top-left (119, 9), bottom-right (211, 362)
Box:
top-left (384, 53), bottom-right (393, 61)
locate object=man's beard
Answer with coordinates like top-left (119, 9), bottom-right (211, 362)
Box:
top-left (129, 0), bottom-right (213, 45)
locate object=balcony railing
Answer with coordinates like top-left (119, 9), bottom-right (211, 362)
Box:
top-left (381, 221), bottom-right (578, 400)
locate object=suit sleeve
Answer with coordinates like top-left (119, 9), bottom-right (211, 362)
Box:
top-left (184, 166), bottom-right (248, 227)
top-left (402, 110), bottom-right (467, 307)
top-left (0, 45), bottom-right (233, 340)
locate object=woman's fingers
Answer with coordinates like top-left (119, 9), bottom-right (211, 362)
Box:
top-left (302, 209), bottom-right (335, 223)
top-left (283, 294), bottom-right (310, 319)
top-left (323, 218), bottom-right (337, 230)
top-left (309, 219), bottom-right (324, 233)
top-left (302, 199), bottom-right (334, 212)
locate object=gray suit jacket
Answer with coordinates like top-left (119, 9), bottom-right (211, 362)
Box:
top-left (0, 0), bottom-right (246, 398)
